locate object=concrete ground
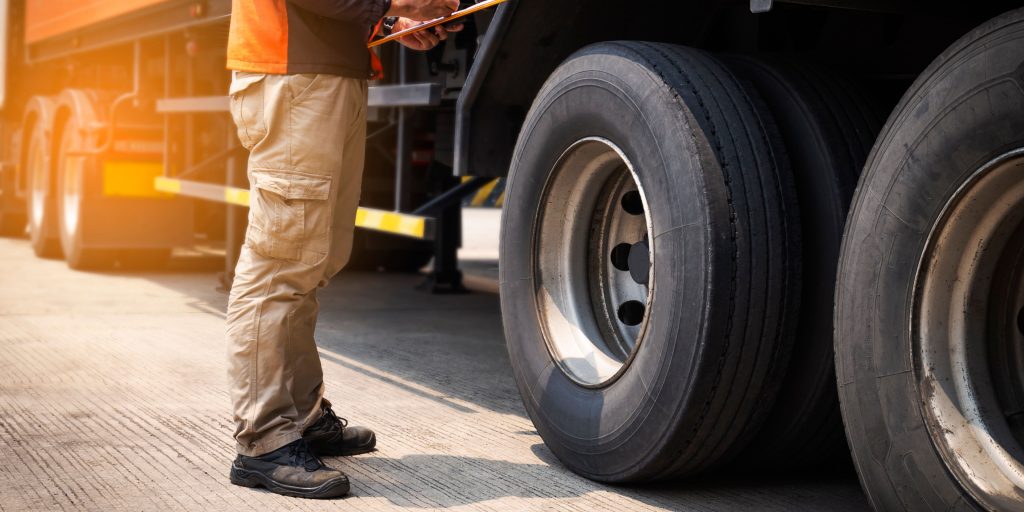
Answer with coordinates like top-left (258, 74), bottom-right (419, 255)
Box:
top-left (0, 209), bottom-right (869, 511)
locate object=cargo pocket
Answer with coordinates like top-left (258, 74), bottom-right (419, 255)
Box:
top-left (229, 72), bottom-right (268, 151)
top-left (246, 169), bottom-right (332, 263)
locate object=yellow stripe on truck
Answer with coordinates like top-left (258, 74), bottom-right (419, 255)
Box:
top-left (104, 161), bottom-right (168, 198)
top-left (462, 176), bottom-right (505, 207)
top-left (469, 178), bottom-right (498, 207)
top-left (224, 187), bottom-right (250, 207)
top-left (155, 177), bottom-right (432, 240)
top-left (355, 208), bottom-right (427, 239)
top-left (153, 176), bottom-right (181, 194)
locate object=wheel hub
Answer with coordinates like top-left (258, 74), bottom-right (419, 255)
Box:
top-left (533, 138), bottom-right (654, 387)
top-left (915, 148), bottom-right (1024, 501)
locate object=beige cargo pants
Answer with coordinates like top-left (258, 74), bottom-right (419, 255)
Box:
top-left (226, 71), bottom-right (367, 456)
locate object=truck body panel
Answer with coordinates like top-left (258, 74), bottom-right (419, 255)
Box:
top-left (25, 0), bottom-right (172, 44)
top-left (454, 0), bottom-right (1017, 177)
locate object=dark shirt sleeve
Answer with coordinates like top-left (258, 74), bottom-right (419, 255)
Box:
top-left (287, 0), bottom-right (389, 27)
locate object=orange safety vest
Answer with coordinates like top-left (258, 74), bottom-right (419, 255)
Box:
top-left (227, 0), bottom-right (387, 80)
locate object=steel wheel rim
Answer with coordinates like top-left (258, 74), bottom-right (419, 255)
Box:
top-left (914, 148), bottom-right (1024, 505)
top-left (533, 137), bottom-right (653, 387)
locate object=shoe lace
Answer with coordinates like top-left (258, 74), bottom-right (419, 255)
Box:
top-left (288, 440), bottom-right (324, 472)
top-left (321, 405), bottom-right (349, 434)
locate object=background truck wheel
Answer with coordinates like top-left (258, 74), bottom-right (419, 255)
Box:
top-left (23, 98), bottom-right (61, 257)
top-left (52, 89), bottom-right (188, 271)
top-left (725, 57), bottom-right (883, 468)
top-left (55, 110), bottom-right (117, 270)
top-left (500, 41), bottom-right (800, 482)
top-left (836, 8), bottom-right (1024, 510)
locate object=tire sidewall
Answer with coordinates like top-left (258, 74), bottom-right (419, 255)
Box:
top-left (500, 49), bottom-right (728, 481)
top-left (55, 115), bottom-right (104, 269)
top-left (26, 121), bottom-right (57, 255)
top-left (56, 117), bottom-right (84, 267)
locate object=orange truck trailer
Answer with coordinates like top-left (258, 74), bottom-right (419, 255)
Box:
top-left (0, 0), bottom-right (487, 285)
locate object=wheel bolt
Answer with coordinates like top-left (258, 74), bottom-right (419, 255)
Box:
top-left (628, 239), bottom-right (650, 286)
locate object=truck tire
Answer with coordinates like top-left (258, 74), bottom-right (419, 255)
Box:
top-left (23, 97), bottom-right (62, 257)
top-left (836, 8), bottom-right (1024, 510)
top-left (53, 89), bottom-right (186, 271)
top-left (726, 57), bottom-right (882, 468)
top-left (54, 110), bottom-right (117, 269)
top-left (500, 41), bottom-right (800, 482)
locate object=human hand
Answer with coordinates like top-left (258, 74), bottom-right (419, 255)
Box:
top-left (394, 18), bottom-right (464, 51)
top-left (387, 0), bottom-right (460, 21)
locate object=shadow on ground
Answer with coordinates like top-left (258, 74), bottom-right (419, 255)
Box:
top-left (70, 249), bottom-right (867, 511)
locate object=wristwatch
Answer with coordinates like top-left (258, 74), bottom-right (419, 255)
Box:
top-left (382, 16), bottom-right (399, 36)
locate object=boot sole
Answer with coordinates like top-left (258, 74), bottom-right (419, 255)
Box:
top-left (229, 465), bottom-right (350, 499)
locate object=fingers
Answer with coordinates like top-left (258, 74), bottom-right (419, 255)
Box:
top-left (415, 29), bottom-right (440, 48)
top-left (420, 0), bottom-right (458, 19)
top-left (394, 16), bottom-right (462, 51)
top-left (434, 22), bottom-right (464, 40)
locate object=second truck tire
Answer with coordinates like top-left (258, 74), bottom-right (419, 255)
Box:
top-left (55, 92), bottom-right (118, 269)
top-left (836, 8), bottom-right (1024, 510)
top-left (500, 42), bottom-right (801, 482)
top-left (725, 56), bottom-right (882, 467)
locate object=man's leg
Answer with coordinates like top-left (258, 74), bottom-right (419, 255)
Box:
top-left (227, 245), bottom-right (326, 454)
top-left (295, 81), bottom-right (378, 457)
top-left (324, 80), bottom-right (368, 281)
top-left (227, 73), bottom-right (365, 457)
top-left (285, 81), bottom-right (368, 429)
top-left (288, 289), bottom-right (325, 427)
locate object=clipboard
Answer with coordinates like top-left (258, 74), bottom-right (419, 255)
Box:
top-left (368, 0), bottom-right (509, 48)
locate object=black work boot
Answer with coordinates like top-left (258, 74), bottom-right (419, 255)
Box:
top-left (303, 404), bottom-right (377, 456)
top-left (229, 439), bottom-right (350, 499)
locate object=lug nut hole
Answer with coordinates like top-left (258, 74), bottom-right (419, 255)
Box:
top-left (618, 300), bottom-right (645, 326)
top-left (621, 191), bottom-right (644, 215)
top-left (610, 243), bottom-right (632, 271)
